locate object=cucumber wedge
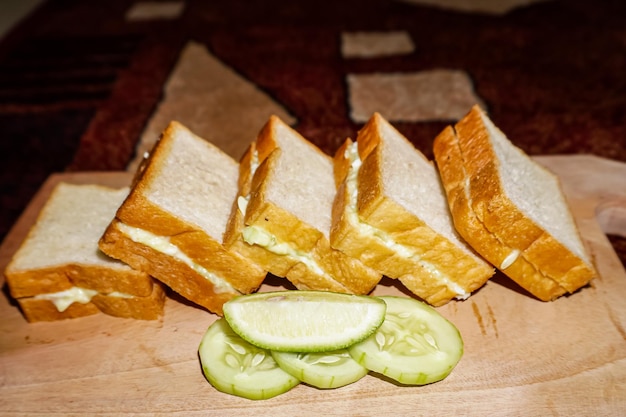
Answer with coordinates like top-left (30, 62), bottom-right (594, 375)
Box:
top-left (349, 296), bottom-right (463, 385)
top-left (198, 319), bottom-right (300, 400)
top-left (271, 349), bottom-right (368, 389)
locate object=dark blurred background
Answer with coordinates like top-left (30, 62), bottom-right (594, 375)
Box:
top-left (0, 0), bottom-right (624, 264)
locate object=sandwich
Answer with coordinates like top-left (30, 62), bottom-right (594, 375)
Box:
top-left (223, 115), bottom-right (381, 294)
top-left (4, 182), bottom-right (166, 322)
top-left (98, 121), bottom-right (267, 315)
top-left (330, 113), bottom-right (494, 306)
top-left (432, 105), bottom-right (596, 301)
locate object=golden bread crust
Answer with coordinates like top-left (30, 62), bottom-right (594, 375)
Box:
top-left (16, 281), bottom-right (166, 322)
top-left (7, 262), bottom-right (154, 299)
top-left (117, 185), bottom-right (265, 292)
top-left (331, 181), bottom-right (399, 271)
top-left (17, 299), bottom-right (100, 322)
top-left (68, 264), bottom-right (154, 297)
top-left (237, 142), bottom-right (257, 195)
top-left (333, 139), bottom-right (353, 188)
top-left (102, 121), bottom-right (266, 314)
top-left (6, 268), bottom-right (74, 299)
top-left (331, 113), bottom-right (494, 306)
top-left (432, 105), bottom-right (596, 301)
top-left (246, 150), bottom-right (325, 251)
top-left (224, 116), bottom-right (381, 295)
top-left (224, 145), bottom-right (297, 278)
top-left (4, 182), bottom-right (154, 299)
top-left (311, 236), bottom-right (381, 293)
top-left (99, 220), bottom-right (237, 315)
top-left (91, 281), bottom-right (166, 320)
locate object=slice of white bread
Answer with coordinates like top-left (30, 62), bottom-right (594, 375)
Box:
top-left (223, 115), bottom-right (381, 294)
top-left (432, 105), bottom-right (596, 301)
top-left (99, 121), bottom-right (266, 315)
top-left (331, 113), bottom-right (494, 306)
top-left (4, 182), bottom-right (166, 322)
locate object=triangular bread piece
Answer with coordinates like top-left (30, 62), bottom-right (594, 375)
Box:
top-left (99, 121), bottom-right (266, 315)
top-left (4, 182), bottom-right (166, 322)
top-left (433, 105), bottom-right (596, 300)
top-left (224, 115), bottom-right (381, 294)
top-left (331, 113), bottom-right (494, 306)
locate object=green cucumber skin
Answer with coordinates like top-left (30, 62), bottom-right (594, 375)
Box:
top-left (198, 319), bottom-right (299, 400)
top-left (199, 294), bottom-right (463, 400)
top-left (349, 296), bottom-right (463, 386)
top-left (350, 345), bottom-right (455, 385)
top-left (271, 350), bottom-right (368, 389)
top-left (223, 291), bottom-right (387, 353)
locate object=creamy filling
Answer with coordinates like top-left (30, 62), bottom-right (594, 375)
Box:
top-left (242, 226), bottom-right (325, 276)
top-left (238, 149), bottom-right (327, 278)
top-left (33, 287), bottom-right (135, 312)
top-left (500, 249), bottom-right (520, 270)
top-left (35, 287), bottom-right (98, 312)
top-left (344, 142), bottom-right (469, 300)
top-left (115, 222), bottom-right (237, 294)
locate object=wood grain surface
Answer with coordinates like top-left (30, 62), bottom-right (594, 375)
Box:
top-left (0, 155), bottom-right (625, 416)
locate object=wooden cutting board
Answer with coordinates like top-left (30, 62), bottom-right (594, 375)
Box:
top-left (0, 155), bottom-right (624, 416)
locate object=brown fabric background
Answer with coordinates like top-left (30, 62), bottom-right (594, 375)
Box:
top-left (1, 0), bottom-right (624, 263)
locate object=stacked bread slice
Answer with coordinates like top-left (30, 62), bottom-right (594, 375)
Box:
top-left (331, 113), bottom-right (494, 306)
top-left (223, 115), bottom-right (381, 294)
top-left (4, 106), bottom-right (597, 322)
top-left (433, 105), bottom-right (596, 301)
top-left (4, 183), bottom-right (166, 322)
top-left (99, 121), bottom-right (267, 315)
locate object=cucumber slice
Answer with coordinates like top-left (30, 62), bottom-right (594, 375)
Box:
top-left (223, 291), bottom-right (386, 352)
top-left (271, 349), bottom-right (368, 389)
top-left (198, 319), bottom-right (300, 400)
top-left (349, 296), bottom-right (463, 385)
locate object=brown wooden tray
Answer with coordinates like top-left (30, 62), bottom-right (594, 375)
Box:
top-left (1, 155), bottom-right (625, 416)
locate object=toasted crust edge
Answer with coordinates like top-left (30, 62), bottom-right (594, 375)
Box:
top-left (331, 113), bottom-right (494, 306)
top-left (100, 122), bottom-right (267, 314)
top-left (5, 262), bottom-right (155, 300)
top-left (224, 116), bottom-right (381, 295)
top-left (433, 105), bottom-right (596, 301)
top-left (4, 182), bottom-right (155, 299)
top-left (99, 220), bottom-right (239, 315)
top-left (16, 281), bottom-right (166, 322)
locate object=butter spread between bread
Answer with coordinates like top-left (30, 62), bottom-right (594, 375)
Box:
top-left (115, 221), bottom-right (238, 294)
top-left (34, 287), bottom-right (99, 312)
top-left (34, 287), bottom-right (135, 312)
top-left (237, 149), bottom-right (327, 277)
top-left (343, 142), bottom-right (470, 300)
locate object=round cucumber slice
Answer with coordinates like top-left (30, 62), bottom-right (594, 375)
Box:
top-left (271, 349), bottom-right (368, 389)
top-left (198, 319), bottom-right (300, 400)
top-left (223, 291), bottom-right (386, 352)
top-left (348, 296), bottom-right (463, 385)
